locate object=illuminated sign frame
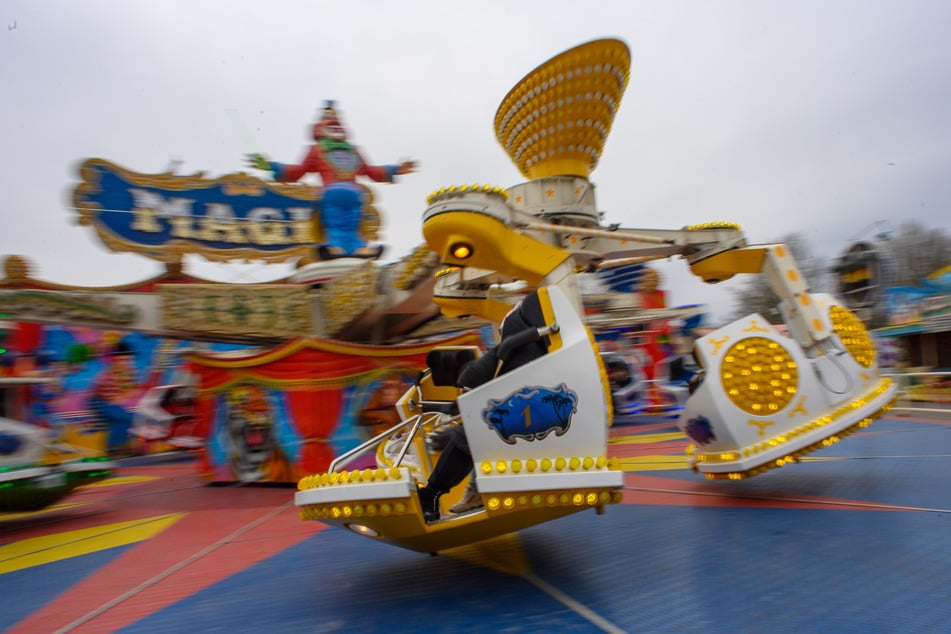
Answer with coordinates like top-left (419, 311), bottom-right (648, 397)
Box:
top-left (71, 158), bottom-right (380, 264)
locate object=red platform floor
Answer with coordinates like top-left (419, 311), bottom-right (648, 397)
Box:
top-left (2, 413), bottom-right (949, 633)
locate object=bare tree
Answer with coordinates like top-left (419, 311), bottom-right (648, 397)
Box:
top-left (727, 221), bottom-right (950, 326)
top-left (727, 233), bottom-right (831, 323)
top-left (883, 221), bottom-right (951, 286)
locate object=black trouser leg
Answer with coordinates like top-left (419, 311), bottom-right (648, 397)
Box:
top-left (427, 426), bottom-right (472, 494)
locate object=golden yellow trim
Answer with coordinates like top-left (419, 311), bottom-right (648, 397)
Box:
top-left (535, 286), bottom-right (563, 352)
top-left (159, 283), bottom-right (310, 339)
top-left (708, 335), bottom-right (730, 356)
top-left (694, 379), bottom-right (895, 479)
top-left (685, 222), bottom-right (742, 231)
top-left (426, 184), bottom-right (509, 205)
top-left (688, 247), bottom-right (768, 283)
top-left (494, 38), bottom-right (630, 179)
top-left (477, 454), bottom-right (616, 475)
top-left (423, 211), bottom-right (571, 285)
top-left (829, 305), bottom-right (875, 368)
top-left (297, 486), bottom-right (623, 523)
top-left (189, 330), bottom-right (482, 369)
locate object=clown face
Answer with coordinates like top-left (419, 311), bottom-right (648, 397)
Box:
top-left (313, 116), bottom-right (347, 142)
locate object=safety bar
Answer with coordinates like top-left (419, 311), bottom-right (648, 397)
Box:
top-left (328, 415), bottom-right (420, 473)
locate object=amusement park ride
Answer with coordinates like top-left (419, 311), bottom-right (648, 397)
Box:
top-left (293, 39), bottom-right (897, 551)
top-left (0, 38), bottom-right (896, 552)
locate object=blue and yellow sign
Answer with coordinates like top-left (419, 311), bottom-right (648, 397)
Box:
top-left (71, 158), bottom-right (379, 263)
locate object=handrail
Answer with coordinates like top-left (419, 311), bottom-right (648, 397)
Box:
top-left (328, 415), bottom-right (420, 473)
top-left (882, 370), bottom-right (951, 416)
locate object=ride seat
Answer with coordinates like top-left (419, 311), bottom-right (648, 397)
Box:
top-left (418, 347), bottom-right (480, 415)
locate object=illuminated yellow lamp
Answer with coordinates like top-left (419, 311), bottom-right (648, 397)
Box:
top-left (526, 458), bottom-right (538, 472)
top-left (496, 460), bottom-right (508, 474)
top-left (389, 468), bottom-right (401, 480)
top-left (829, 305), bottom-right (876, 367)
top-left (569, 457), bottom-right (581, 470)
top-left (572, 493), bottom-right (585, 506)
top-left (541, 458), bottom-right (553, 472)
top-left (582, 456), bottom-right (594, 470)
top-left (721, 337), bottom-right (798, 415)
top-left (448, 241), bottom-right (474, 260)
top-left (427, 183), bottom-right (509, 205)
top-left (480, 461), bottom-right (492, 475)
top-left (685, 222), bottom-right (742, 231)
top-left (555, 457), bottom-right (567, 471)
top-left (487, 497), bottom-right (501, 511)
top-left (503, 496), bottom-right (515, 509)
top-left (511, 459), bottom-right (523, 473)
top-left (494, 38), bottom-right (631, 179)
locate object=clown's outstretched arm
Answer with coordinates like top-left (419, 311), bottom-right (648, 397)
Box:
top-left (247, 145), bottom-right (326, 183)
top-left (355, 148), bottom-right (417, 183)
top-left (246, 153), bottom-right (271, 172)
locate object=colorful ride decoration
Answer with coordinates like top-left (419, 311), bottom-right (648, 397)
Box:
top-left (1, 321), bottom-right (199, 457)
top-left (71, 157), bottom-right (386, 265)
top-left (189, 331), bottom-right (481, 484)
top-left (250, 100), bottom-right (416, 260)
top-left (881, 265), bottom-right (951, 332)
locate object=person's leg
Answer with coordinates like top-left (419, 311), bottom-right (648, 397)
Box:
top-left (418, 426), bottom-right (472, 521)
top-left (427, 426), bottom-right (472, 492)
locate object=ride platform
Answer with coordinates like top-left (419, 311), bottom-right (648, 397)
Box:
top-left (2, 412), bottom-right (948, 633)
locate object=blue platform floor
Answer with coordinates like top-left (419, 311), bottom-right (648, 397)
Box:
top-left (2, 414), bottom-right (949, 633)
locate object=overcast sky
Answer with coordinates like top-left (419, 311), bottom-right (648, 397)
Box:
top-left (2, 1), bottom-right (949, 322)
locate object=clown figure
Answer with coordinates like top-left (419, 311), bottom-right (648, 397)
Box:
top-left (248, 101), bottom-right (416, 260)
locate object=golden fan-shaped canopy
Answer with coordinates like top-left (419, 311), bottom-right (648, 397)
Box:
top-left (494, 38), bottom-right (631, 180)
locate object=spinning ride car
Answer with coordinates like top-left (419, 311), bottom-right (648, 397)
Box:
top-left (0, 378), bottom-right (115, 512)
top-left (296, 285), bottom-right (623, 553)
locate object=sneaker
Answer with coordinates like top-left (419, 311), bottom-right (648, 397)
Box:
top-left (449, 487), bottom-right (483, 514)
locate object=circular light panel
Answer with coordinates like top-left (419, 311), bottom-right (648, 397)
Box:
top-left (720, 337), bottom-right (798, 415)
